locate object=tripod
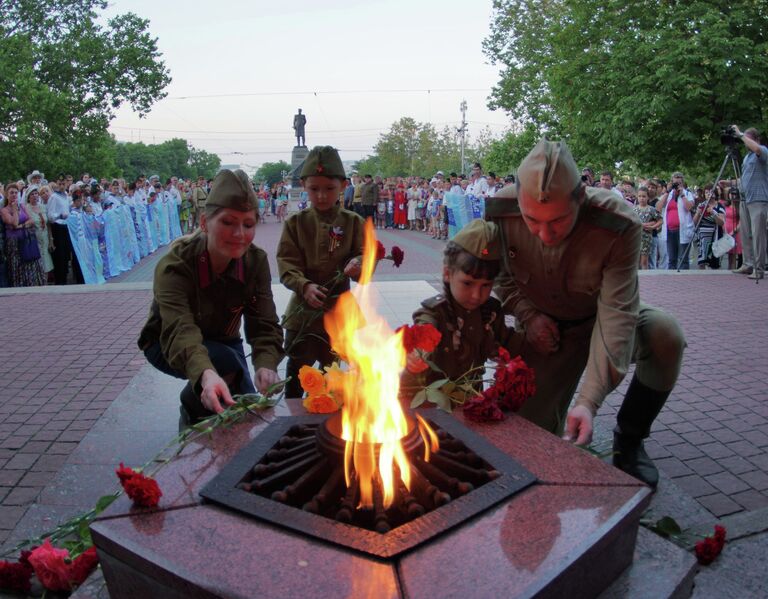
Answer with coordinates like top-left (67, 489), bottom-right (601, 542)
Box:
top-left (677, 145), bottom-right (744, 271)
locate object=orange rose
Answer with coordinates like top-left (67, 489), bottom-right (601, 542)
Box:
top-left (298, 365), bottom-right (326, 395)
top-left (303, 393), bottom-right (339, 414)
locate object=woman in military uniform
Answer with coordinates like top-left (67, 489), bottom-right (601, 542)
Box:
top-left (277, 146), bottom-right (365, 398)
top-left (138, 169), bottom-right (284, 424)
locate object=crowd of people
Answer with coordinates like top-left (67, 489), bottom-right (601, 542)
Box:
top-left (0, 172), bottom-right (217, 287)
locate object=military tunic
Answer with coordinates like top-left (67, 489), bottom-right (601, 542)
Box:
top-left (138, 231), bottom-right (284, 388)
top-left (277, 203), bottom-right (364, 397)
top-left (401, 290), bottom-right (513, 398)
top-left (277, 204), bottom-right (365, 333)
top-left (486, 186), bottom-right (684, 432)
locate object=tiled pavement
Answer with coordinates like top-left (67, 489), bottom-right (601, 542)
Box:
top-left (0, 222), bottom-right (766, 555)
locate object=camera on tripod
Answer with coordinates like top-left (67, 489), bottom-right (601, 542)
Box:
top-left (720, 125), bottom-right (740, 146)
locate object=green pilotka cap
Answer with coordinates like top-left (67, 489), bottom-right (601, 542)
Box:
top-left (453, 219), bottom-right (500, 260)
top-left (517, 138), bottom-right (581, 202)
top-left (300, 146), bottom-right (346, 179)
top-left (206, 169), bottom-right (257, 211)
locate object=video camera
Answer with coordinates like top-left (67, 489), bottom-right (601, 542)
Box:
top-left (720, 125), bottom-right (740, 147)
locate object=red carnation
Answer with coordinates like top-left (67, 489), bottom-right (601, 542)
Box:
top-left (463, 392), bottom-right (504, 422)
top-left (695, 525), bottom-right (727, 565)
top-left (116, 462), bottom-right (137, 484)
top-left (390, 246), bottom-right (404, 267)
top-left (123, 474), bottom-right (162, 508)
top-left (28, 539), bottom-right (71, 592)
top-left (116, 463), bottom-right (162, 508)
top-left (495, 354), bottom-right (536, 412)
top-left (0, 560), bottom-right (33, 594)
top-left (376, 241), bottom-right (386, 261)
top-left (68, 547), bottom-right (99, 586)
top-left (397, 323), bottom-right (442, 354)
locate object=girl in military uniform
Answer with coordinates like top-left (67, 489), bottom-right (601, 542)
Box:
top-left (277, 146), bottom-right (365, 398)
top-left (402, 219), bottom-right (515, 398)
top-left (138, 169), bottom-right (284, 425)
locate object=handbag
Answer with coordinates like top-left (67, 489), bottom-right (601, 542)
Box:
top-left (711, 232), bottom-right (735, 258)
top-left (20, 228), bottom-right (41, 262)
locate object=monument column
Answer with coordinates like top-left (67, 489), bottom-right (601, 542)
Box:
top-left (289, 109), bottom-right (308, 209)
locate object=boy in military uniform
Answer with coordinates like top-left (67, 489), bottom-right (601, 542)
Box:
top-left (138, 169), bottom-right (284, 425)
top-left (402, 219), bottom-right (514, 396)
top-left (277, 146), bottom-right (365, 398)
top-left (486, 139), bottom-right (686, 488)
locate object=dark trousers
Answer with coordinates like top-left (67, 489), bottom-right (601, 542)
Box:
top-left (362, 205), bottom-right (375, 221)
top-left (284, 329), bottom-right (335, 398)
top-left (144, 339), bottom-right (255, 418)
top-left (666, 229), bottom-right (689, 270)
top-left (51, 223), bottom-right (83, 284)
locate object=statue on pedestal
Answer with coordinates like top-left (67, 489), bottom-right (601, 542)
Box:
top-left (293, 109), bottom-right (307, 147)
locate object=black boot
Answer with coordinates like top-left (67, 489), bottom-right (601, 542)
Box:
top-left (613, 375), bottom-right (670, 489)
top-left (178, 382), bottom-right (213, 430)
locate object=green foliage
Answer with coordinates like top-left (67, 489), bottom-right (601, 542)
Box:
top-left (484, 0), bottom-right (768, 176)
top-left (483, 123), bottom-right (542, 177)
top-left (0, 0), bottom-right (171, 181)
top-left (255, 160), bottom-right (291, 187)
top-left (362, 117), bottom-right (463, 177)
top-left (114, 138), bottom-right (221, 182)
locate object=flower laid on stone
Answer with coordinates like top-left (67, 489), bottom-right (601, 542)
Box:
top-left (463, 348), bottom-right (535, 423)
top-left (376, 240), bottom-right (386, 261)
top-left (0, 540), bottom-right (101, 594)
top-left (299, 365), bottom-right (342, 413)
top-left (0, 555), bottom-right (32, 594)
top-left (116, 463), bottom-right (162, 508)
top-left (695, 525), bottom-right (726, 565)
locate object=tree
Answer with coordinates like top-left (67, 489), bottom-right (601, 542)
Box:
top-left (484, 0), bottom-right (768, 175)
top-left (0, 0), bottom-right (171, 181)
top-left (113, 138), bottom-right (220, 182)
top-left (188, 147), bottom-right (221, 180)
top-left (483, 123), bottom-right (541, 177)
top-left (254, 161), bottom-right (291, 187)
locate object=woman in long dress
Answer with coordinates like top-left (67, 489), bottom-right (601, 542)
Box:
top-left (0, 184), bottom-right (45, 287)
top-left (25, 185), bottom-right (54, 275)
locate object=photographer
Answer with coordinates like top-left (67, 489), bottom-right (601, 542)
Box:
top-left (731, 126), bottom-right (767, 280)
top-left (657, 172), bottom-right (695, 269)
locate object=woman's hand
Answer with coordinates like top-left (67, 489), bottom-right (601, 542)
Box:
top-left (254, 368), bottom-right (279, 395)
top-left (303, 283), bottom-right (328, 309)
top-left (199, 369), bottom-right (236, 414)
top-left (344, 258), bottom-right (362, 280)
top-left (405, 350), bottom-right (429, 373)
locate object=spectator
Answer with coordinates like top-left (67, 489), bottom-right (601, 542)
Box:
top-left (598, 171), bottom-right (623, 200)
top-left (24, 185), bottom-right (54, 276)
top-left (658, 172), bottom-right (695, 270)
top-left (731, 125), bottom-right (768, 279)
top-left (0, 183), bottom-right (45, 287)
top-left (695, 186), bottom-right (726, 269)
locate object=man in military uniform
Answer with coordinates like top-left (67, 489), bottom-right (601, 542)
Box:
top-left (191, 176), bottom-right (208, 229)
top-left (138, 169), bottom-right (284, 425)
top-left (277, 146), bottom-right (365, 398)
top-left (486, 139), bottom-right (685, 488)
top-left (403, 219), bottom-right (513, 399)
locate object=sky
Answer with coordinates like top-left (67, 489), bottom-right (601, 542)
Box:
top-left (105, 0), bottom-right (512, 170)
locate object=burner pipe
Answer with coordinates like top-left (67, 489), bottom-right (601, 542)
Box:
top-left (272, 458), bottom-right (330, 505)
top-left (303, 467), bottom-right (345, 514)
top-left (251, 455), bottom-right (322, 495)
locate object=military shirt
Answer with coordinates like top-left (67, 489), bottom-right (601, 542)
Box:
top-left (360, 181), bottom-right (379, 206)
top-left (137, 231), bottom-right (284, 387)
top-left (276, 204), bottom-right (365, 333)
top-left (486, 186), bottom-right (641, 414)
top-left (403, 291), bottom-right (512, 394)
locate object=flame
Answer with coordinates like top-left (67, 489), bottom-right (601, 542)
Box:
top-left (324, 220), bottom-right (418, 509)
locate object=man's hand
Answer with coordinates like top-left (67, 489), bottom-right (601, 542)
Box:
top-left (254, 368), bottom-right (279, 395)
top-left (199, 369), bottom-right (236, 414)
top-left (302, 283), bottom-right (328, 309)
top-left (525, 313), bottom-right (560, 354)
top-left (562, 405), bottom-right (594, 445)
top-left (344, 258), bottom-right (362, 280)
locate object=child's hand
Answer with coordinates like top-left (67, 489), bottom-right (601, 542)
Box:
top-left (406, 351), bottom-right (429, 373)
top-left (344, 258), bottom-right (362, 280)
top-left (303, 283), bottom-right (328, 308)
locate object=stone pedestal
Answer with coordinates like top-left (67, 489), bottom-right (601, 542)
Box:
top-left (290, 145), bottom-right (308, 189)
top-left (91, 400), bottom-right (651, 599)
